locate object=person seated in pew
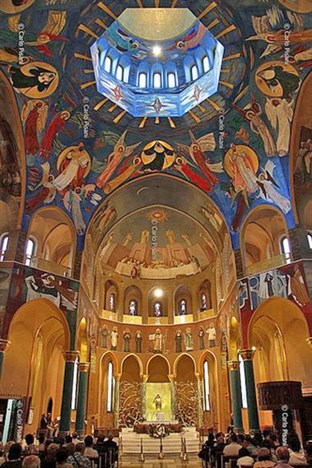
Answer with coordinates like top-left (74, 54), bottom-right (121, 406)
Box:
top-left (254, 447), bottom-right (276, 468)
top-left (83, 436), bottom-right (98, 459)
top-left (237, 447), bottom-right (255, 467)
top-left (223, 433), bottom-right (242, 457)
top-left (288, 437), bottom-right (307, 466)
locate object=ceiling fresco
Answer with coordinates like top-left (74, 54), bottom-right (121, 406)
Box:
top-left (0, 0), bottom-right (311, 252)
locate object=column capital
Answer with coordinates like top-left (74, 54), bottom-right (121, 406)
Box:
top-left (306, 337), bottom-right (312, 347)
top-left (239, 349), bottom-right (256, 361)
top-left (63, 351), bottom-right (80, 362)
top-left (227, 360), bottom-right (239, 371)
top-left (0, 339), bottom-right (10, 353)
top-left (78, 362), bottom-right (90, 372)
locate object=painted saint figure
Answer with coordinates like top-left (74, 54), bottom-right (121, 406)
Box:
top-left (111, 326), bottom-right (118, 351)
top-left (123, 330), bottom-right (131, 352)
top-left (207, 323), bottom-right (216, 348)
top-left (135, 330), bottom-right (142, 353)
top-left (175, 330), bottom-right (183, 352)
top-left (199, 327), bottom-right (205, 350)
top-left (184, 328), bottom-right (193, 351)
top-left (154, 394), bottom-right (162, 411)
top-left (101, 326), bottom-right (108, 348)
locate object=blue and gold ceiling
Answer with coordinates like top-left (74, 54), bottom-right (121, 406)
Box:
top-left (0, 0), bottom-right (311, 251)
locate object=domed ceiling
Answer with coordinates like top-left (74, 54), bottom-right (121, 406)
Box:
top-left (0, 0), bottom-right (311, 254)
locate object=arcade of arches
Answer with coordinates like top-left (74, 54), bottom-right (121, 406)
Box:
top-left (0, 0), bottom-right (312, 448)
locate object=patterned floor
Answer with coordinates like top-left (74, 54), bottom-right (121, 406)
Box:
top-left (119, 455), bottom-right (203, 467)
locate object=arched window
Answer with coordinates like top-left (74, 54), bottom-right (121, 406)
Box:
top-left (307, 232), bottom-right (312, 249)
top-left (0, 234), bottom-right (9, 261)
top-left (280, 236), bottom-right (291, 263)
top-left (168, 72), bottom-right (176, 88)
top-left (203, 360), bottom-right (210, 411)
top-left (25, 238), bottom-right (36, 266)
top-left (71, 356), bottom-right (79, 410)
top-left (202, 56), bottom-right (209, 73)
top-left (179, 299), bottom-right (187, 315)
top-left (154, 302), bottom-right (162, 317)
top-left (153, 72), bottom-right (161, 89)
top-left (138, 72), bottom-right (147, 88)
top-left (200, 293), bottom-right (207, 311)
top-left (107, 361), bottom-right (114, 412)
top-left (116, 64), bottom-right (124, 81)
top-left (109, 293), bottom-right (116, 312)
top-left (191, 64), bottom-right (198, 81)
top-left (104, 55), bottom-right (112, 73)
top-left (239, 354), bottom-right (248, 408)
top-left (129, 300), bottom-right (137, 316)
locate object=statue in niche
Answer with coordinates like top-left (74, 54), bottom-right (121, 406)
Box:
top-left (123, 329), bottom-right (131, 352)
top-left (129, 300), bottom-right (137, 315)
top-left (101, 325), bottom-right (109, 348)
top-left (123, 232), bottom-right (133, 246)
top-left (166, 229), bottom-right (176, 244)
top-left (184, 328), bottom-right (193, 351)
top-left (154, 302), bottom-right (162, 317)
top-left (175, 330), bottom-right (183, 353)
top-left (135, 330), bottom-right (142, 353)
top-left (201, 293), bottom-right (207, 311)
top-left (153, 394), bottom-right (162, 411)
top-left (179, 299), bottom-right (187, 315)
top-left (153, 328), bottom-right (163, 353)
top-left (198, 327), bottom-right (205, 350)
top-left (207, 323), bottom-right (216, 348)
top-left (110, 326), bottom-right (118, 351)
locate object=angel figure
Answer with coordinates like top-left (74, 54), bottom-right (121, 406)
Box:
top-left (4, 10), bottom-right (68, 58)
top-left (21, 100), bottom-right (48, 155)
top-left (265, 98), bottom-right (294, 156)
top-left (178, 131), bottom-right (223, 191)
top-left (256, 161), bottom-right (291, 213)
top-left (63, 187), bottom-right (86, 235)
top-left (26, 162), bottom-right (56, 213)
top-left (96, 131), bottom-right (141, 189)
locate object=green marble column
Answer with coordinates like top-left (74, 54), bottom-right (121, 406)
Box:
top-left (228, 360), bottom-right (243, 432)
top-left (75, 362), bottom-right (90, 436)
top-left (59, 351), bottom-right (79, 435)
top-left (239, 349), bottom-right (260, 432)
top-left (0, 340), bottom-right (10, 381)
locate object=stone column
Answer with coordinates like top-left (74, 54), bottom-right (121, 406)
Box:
top-left (227, 360), bottom-right (243, 432)
top-left (59, 351), bottom-right (79, 434)
top-left (0, 339), bottom-right (10, 380)
top-left (234, 250), bottom-right (244, 279)
top-left (75, 362), bottom-right (90, 437)
top-left (196, 373), bottom-right (203, 427)
top-left (239, 349), bottom-right (260, 432)
top-left (169, 374), bottom-right (176, 420)
top-left (114, 374), bottom-right (121, 428)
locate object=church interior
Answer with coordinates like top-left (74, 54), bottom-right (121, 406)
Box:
top-left (0, 0), bottom-right (312, 464)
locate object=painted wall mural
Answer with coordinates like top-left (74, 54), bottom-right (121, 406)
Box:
top-left (0, 0), bottom-right (310, 252)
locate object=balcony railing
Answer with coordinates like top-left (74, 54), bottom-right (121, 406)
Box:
top-left (246, 253), bottom-right (291, 276)
top-left (29, 257), bottom-right (71, 277)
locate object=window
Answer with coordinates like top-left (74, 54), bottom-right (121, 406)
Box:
top-left (71, 357), bottom-right (79, 410)
top-left (116, 64), bottom-right (124, 81)
top-left (280, 236), bottom-right (291, 263)
top-left (168, 72), bottom-right (176, 88)
top-left (107, 361), bottom-right (114, 412)
top-left (129, 300), bottom-right (137, 316)
top-left (109, 293), bottom-right (116, 312)
top-left (191, 64), bottom-right (198, 81)
top-left (203, 360), bottom-right (210, 411)
top-left (179, 299), bottom-right (187, 315)
top-left (0, 234), bottom-right (9, 261)
top-left (202, 56), bottom-right (209, 73)
top-left (138, 72), bottom-right (147, 88)
top-left (307, 232), bottom-right (312, 249)
top-left (239, 354), bottom-right (248, 409)
top-left (25, 238), bottom-right (35, 266)
top-left (154, 302), bottom-right (162, 317)
top-left (153, 72), bottom-right (161, 89)
top-left (104, 55), bottom-right (112, 73)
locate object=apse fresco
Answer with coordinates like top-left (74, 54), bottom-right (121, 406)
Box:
top-left (0, 0), bottom-right (311, 252)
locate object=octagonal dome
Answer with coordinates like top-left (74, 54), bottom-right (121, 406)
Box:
top-left (90, 8), bottom-right (224, 118)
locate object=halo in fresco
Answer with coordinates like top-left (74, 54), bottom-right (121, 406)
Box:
top-left (255, 61), bottom-right (299, 98)
top-left (141, 140), bottom-right (176, 170)
top-left (9, 62), bottom-right (59, 99)
top-left (224, 144), bottom-right (259, 178)
top-left (277, 0), bottom-right (312, 13)
top-left (57, 144), bottom-right (92, 176)
top-left (0, 0), bottom-right (36, 14)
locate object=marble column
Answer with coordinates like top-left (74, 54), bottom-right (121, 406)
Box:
top-left (196, 373), bottom-right (203, 427)
top-left (228, 360), bottom-right (243, 432)
top-left (169, 374), bottom-right (176, 420)
top-left (0, 339), bottom-right (10, 380)
top-left (59, 351), bottom-right (79, 434)
top-left (75, 362), bottom-right (90, 437)
top-left (239, 349), bottom-right (260, 432)
top-left (114, 374), bottom-right (121, 428)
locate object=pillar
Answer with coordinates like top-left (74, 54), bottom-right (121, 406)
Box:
top-left (169, 374), bottom-right (176, 420)
top-left (114, 374), bottom-right (121, 428)
top-left (0, 339), bottom-right (10, 380)
top-left (234, 249), bottom-right (244, 279)
top-left (59, 351), bottom-right (79, 434)
top-left (196, 373), bottom-right (203, 427)
top-left (239, 349), bottom-right (260, 432)
top-left (75, 362), bottom-right (90, 437)
top-left (227, 360), bottom-right (243, 432)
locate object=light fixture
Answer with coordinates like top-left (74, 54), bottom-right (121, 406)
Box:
top-left (154, 288), bottom-right (163, 298)
top-left (152, 45), bottom-right (162, 57)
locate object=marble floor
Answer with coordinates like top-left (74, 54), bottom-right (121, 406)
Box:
top-left (119, 455), bottom-right (203, 467)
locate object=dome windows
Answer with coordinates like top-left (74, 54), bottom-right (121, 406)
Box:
top-left (167, 72), bottom-right (177, 89)
top-left (116, 64), bottom-right (124, 81)
top-left (153, 72), bottom-right (162, 89)
top-left (202, 55), bottom-right (210, 73)
top-left (190, 64), bottom-right (199, 81)
top-left (104, 55), bottom-right (112, 73)
top-left (138, 72), bottom-right (147, 88)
